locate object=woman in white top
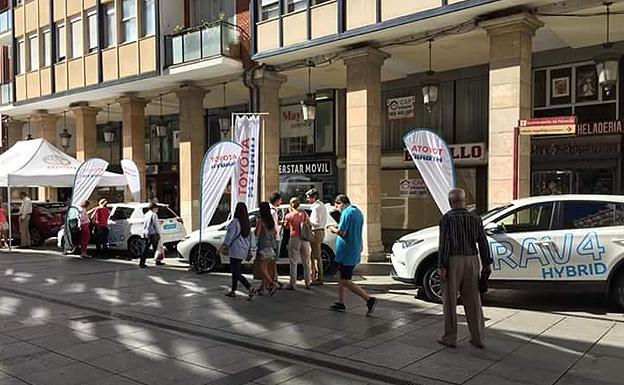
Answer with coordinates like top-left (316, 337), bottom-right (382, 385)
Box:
top-left (78, 200), bottom-right (91, 258)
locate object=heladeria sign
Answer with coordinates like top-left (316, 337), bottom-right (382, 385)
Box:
top-left (576, 120), bottom-right (623, 136)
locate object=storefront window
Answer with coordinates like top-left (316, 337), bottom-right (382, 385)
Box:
top-left (145, 117), bottom-right (179, 164)
top-left (280, 98), bottom-right (334, 156)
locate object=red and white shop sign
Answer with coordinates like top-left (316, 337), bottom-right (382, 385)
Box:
top-left (404, 142), bottom-right (486, 166)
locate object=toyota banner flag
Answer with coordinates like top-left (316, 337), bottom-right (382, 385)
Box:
top-left (403, 129), bottom-right (456, 214)
top-left (232, 115), bottom-right (261, 212)
top-left (200, 141), bottom-right (243, 230)
top-left (121, 159), bottom-right (141, 202)
top-left (70, 158), bottom-right (109, 208)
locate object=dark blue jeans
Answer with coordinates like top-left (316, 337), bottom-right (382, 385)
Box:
top-left (230, 258), bottom-right (251, 292)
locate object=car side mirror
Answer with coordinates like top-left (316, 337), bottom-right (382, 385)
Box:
top-left (484, 222), bottom-right (502, 235)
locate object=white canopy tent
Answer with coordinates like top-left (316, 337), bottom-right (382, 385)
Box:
top-left (0, 138), bottom-right (129, 251)
top-left (0, 138), bottom-right (127, 187)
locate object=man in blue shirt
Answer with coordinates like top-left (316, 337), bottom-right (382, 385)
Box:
top-left (327, 194), bottom-right (377, 315)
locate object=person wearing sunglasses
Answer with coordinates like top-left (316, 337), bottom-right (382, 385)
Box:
top-left (327, 194), bottom-right (377, 315)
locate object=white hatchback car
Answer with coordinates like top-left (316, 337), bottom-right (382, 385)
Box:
top-left (58, 203), bottom-right (187, 257)
top-left (177, 204), bottom-right (340, 273)
top-left (391, 194), bottom-right (624, 307)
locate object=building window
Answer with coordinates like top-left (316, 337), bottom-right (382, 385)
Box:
top-left (142, 0), bottom-right (155, 36)
top-left (42, 29), bottom-right (51, 66)
top-left (28, 33), bottom-right (38, 71)
top-left (259, 0), bottom-right (279, 21)
top-left (56, 23), bottom-right (66, 61)
top-left (103, 3), bottom-right (116, 48)
top-left (121, 0), bottom-right (137, 43)
top-left (87, 10), bottom-right (98, 52)
top-left (284, 0), bottom-right (306, 14)
top-left (70, 17), bottom-right (82, 59)
top-left (312, 0), bottom-right (332, 4)
top-left (16, 39), bottom-right (24, 74)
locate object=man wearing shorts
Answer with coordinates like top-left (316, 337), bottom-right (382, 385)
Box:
top-left (327, 194), bottom-right (377, 315)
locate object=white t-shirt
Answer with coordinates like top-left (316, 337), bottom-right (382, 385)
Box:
top-left (310, 200), bottom-right (327, 230)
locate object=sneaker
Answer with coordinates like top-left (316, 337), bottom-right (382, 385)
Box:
top-left (247, 287), bottom-right (257, 301)
top-left (268, 285), bottom-right (277, 296)
top-left (139, 264), bottom-right (147, 268)
top-left (329, 302), bottom-right (346, 312)
top-left (155, 261), bottom-right (165, 266)
top-left (366, 297), bottom-right (378, 316)
top-left (225, 291), bottom-right (236, 298)
top-left (305, 285), bottom-right (312, 290)
top-left (311, 280), bottom-right (324, 286)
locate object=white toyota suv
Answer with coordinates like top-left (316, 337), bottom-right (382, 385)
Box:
top-left (177, 204), bottom-right (339, 274)
top-left (391, 195), bottom-right (624, 307)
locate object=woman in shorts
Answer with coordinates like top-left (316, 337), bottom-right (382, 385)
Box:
top-left (255, 201), bottom-right (278, 295)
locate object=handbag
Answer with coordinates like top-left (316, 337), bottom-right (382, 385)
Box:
top-left (300, 212), bottom-right (313, 242)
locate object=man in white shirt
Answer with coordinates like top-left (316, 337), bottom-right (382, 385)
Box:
top-left (306, 188), bottom-right (327, 285)
top-left (18, 192), bottom-right (33, 248)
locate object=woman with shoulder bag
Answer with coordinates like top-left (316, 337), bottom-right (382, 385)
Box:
top-left (256, 202), bottom-right (278, 296)
top-left (221, 202), bottom-right (257, 300)
top-left (283, 197), bottom-right (312, 290)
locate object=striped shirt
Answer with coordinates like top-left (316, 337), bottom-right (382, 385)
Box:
top-left (438, 208), bottom-right (492, 268)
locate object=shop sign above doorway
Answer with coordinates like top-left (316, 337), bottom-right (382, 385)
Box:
top-left (576, 120), bottom-right (623, 136)
top-left (403, 142), bottom-right (487, 166)
top-left (518, 116), bottom-right (576, 136)
top-left (279, 159), bottom-right (333, 176)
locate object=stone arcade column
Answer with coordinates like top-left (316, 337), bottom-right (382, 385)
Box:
top-left (176, 85), bottom-right (207, 233)
top-left (6, 119), bottom-right (25, 147)
top-left (71, 104), bottom-right (100, 161)
top-left (120, 96), bottom-right (148, 202)
top-left (343, 47), bottom-right (389, 262)
top-left (32, 111), bottom-right (60, 201)
top-left (482, 13), bottom-right (543, 208)
top-left (254, 68), bottom-right (287, 201)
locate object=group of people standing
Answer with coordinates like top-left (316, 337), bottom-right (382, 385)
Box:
top-left (220, 189), bottom-right (377, 315)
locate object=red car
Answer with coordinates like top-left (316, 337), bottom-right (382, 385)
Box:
top-left (10, 202), bottom-right (67, 246)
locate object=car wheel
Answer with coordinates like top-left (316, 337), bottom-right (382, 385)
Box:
top-left (127, 236), bottom-right (145, 258)
top-left (422, 263), bottom-right (443, 303)
top-left (321, 245), bottom-right (336, 275)
top-left (611, 270), bottom-right (624, 309)
top-left (190, 244), bottom-right (220, 274)
top-left (30, 228), bottom-right (43, 246)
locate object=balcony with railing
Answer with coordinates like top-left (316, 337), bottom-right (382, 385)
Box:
top-left (164, 20), bottom-right (242, 68)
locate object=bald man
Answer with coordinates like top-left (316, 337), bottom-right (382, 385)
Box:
top-left (438, 188), bottom-right (492, 349)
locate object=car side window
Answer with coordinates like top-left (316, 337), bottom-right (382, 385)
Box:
top-left (496, 202), bottom-right (554, 233)
top-left (560, 201), bottom-right (619, 229)
top-left (111, 207), bottom-right (134, 221)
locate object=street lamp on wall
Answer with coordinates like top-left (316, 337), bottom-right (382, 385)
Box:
top-left (219, 117), bottom-right (231, 139)
top-left (103, 104), bottom-right (116, 162)
top-left (300, 64), bottom-right (317, 123)
top-left (594, 2), bottom-right (620, 95)
top-left (59, 111), bottom-right (72, 152)
top-left (422, 39), bottom-right (439, 112)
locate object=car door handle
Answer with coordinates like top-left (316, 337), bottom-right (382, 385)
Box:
top-left (613, 238), bottom-right (624, 245)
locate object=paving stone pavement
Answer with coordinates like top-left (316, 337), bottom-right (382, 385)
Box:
top-left (0, 250), bottom-right (622, 385)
